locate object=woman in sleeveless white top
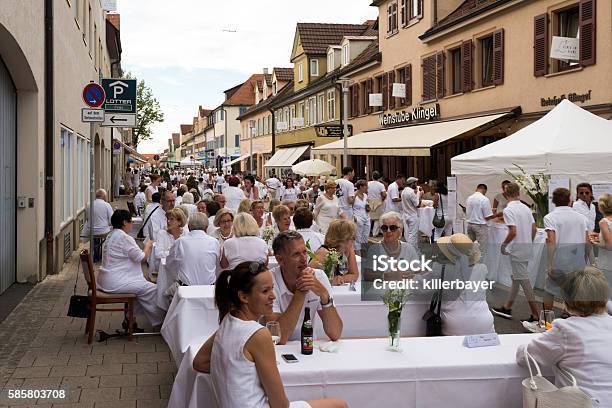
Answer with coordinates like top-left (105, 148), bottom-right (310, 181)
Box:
top-left (314, 184), bottom-right (342, 234)
top-left (593, 208), bottom-right (612, 306)
top-left (353, 181), bottom-right (370, 252)
top-left (193, 264), bottom-right (347, 408)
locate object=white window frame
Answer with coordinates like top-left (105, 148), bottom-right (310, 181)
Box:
top-left (327, 89), bottom-right (336, 120)
top-left (327, 52), bottom-right (334, 72)
top-left (310, 59), bottom-right (319, 77)
top-left (308, 97), bottom-right (316, 125)
top-left (317, 93), bottom-right (325, 123)
top-left (298, 63), bottom-right (303, 82)
top-left (342, 44), bottom-right (350, 66)
top-left (290, 105), bottom-right (296, 128)
top-left (60, 127), bottom-right (73, 222)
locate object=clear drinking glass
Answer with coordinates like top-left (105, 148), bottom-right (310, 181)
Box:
top-left (266, 321), bottom-right (281, 364)
top-left (539, 310), bottom-right (555, 330)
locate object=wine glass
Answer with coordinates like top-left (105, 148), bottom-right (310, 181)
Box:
top-left (539, 310), bottom-right (555, 330)
top-left (266, 321), bottom-right (281, 364)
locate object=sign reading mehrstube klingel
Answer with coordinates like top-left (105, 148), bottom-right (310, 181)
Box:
top-left (379, 104), bottom-right (440, 127)
top-left (101, 78), bottom-right (137, 128)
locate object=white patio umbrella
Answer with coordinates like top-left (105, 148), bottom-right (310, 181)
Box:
top-left (292, 159), bottom-right (335, 176)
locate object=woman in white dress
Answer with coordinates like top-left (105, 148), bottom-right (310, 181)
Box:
top-left (591, 194), bottom-right (612, 312)
top-left (242, 175), bottom-right (260, 201)
top-left (193, 262), bottom-right (347, 408)
top-left (220, 213), bottom-right (269, 271)
top-left (97, 210), bottom-right (165, 328)
top-left (313, 180), bottom-right (343, 234)
top-left (211, 208), bottom-right (234, 244)
top-left (432, 234), bottom-right (495, 336)
top-left (279, 178), bottom-right (299, 203)
top-left (148, 208), bottom-right (186, 278)
top-left (353, 180), bottom-right (371, 254)
top-left (309, 219), bottom-right (359, 285)
top-left (516, 267), bottom-right (612, 406)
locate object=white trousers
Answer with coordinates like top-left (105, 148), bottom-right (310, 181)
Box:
top-left (403, 215), bottom-right (419, 248)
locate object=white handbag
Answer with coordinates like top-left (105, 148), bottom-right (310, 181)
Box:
top-left (522, 350), bottom-right (593, 408)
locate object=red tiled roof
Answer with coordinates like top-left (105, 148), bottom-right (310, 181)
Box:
top-left (237, 80), bottom-right (295, 120)
top-left (296, 23), bottom-right (370, 55)
top-left (198, 106), bottom-right (212, 118)
top-left (273, 67), bottom-right (293, 82)
top-left (172, 133), bottom-right (180, 146)
top-left (224, 74), bottom-right (267, 106)
top-left (180, 124), bottom-right (193, 135)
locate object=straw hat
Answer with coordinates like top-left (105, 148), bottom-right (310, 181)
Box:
top-left (436, 233), bottom-right (481, 265)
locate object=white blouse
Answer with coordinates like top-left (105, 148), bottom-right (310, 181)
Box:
top-left (98, 229), bottom-right (146, 292)
top-left (280, 187), bottom-right (299, 202)
top-left (221, 236), bottom-right (269, 271)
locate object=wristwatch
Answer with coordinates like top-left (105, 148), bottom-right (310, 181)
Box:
top-left (321, 295), bottom-right (334, 308)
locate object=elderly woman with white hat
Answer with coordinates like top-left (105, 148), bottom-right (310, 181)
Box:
top-left (428, 233), bottom-right (495, 336)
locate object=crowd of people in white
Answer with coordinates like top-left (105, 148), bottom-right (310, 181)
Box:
top-left (84, 166), bottom-right (612, 407)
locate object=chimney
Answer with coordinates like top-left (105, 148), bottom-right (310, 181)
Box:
top-left (107, 13), bottom-right (120, 30)
top-left (263, 68), bottom-right (269, 75)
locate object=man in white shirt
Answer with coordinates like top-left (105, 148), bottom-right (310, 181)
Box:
top-left (465, 184), bottom-right (497, 262)
top-left (572, 183), bottom-right (597, 232)
top-left (83, 189), bottom-right (114, 262)
top-left (543, 187), bottom-right (592, 311)
top-left (224, 176), bottom-right (246, 214)
top-left (401, 177), bottom-right (421, 248)
top-left (144, 190), bottom-right (175, 240)
top-left (215, 173), bottom-right (225, 193)
top-left (385, 174), bottom-right (405, 214)
top-left (166, 213), bottom-right (219, 286)
top-left (265, 231), bottom-right (343, 344)
top-left (336, 166), bottom-right (356, 220)
top-left (368, 171), bottom-right (387, 236)
top-left (266, 173), bottom-right (283, 200)
top-left (492, 183), bottom-right (539, 323)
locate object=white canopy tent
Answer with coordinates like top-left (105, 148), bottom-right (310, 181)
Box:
top-left (451, 100), bottom-right (612, 206)
top-left (179, 157), bottom-right (200, 167)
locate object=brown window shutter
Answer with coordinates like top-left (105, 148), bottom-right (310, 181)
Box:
top-left (417, 0), bottom-right (423, 18)
top-left (398, 68), bottom-right (405, 107)
top-left (579, 0), bottom-right (596, 66)
top-left (422, 56), bottom-right (435, 101)
top-left (436, 51), bottom-right (445, 98)
top-left (366, 78), bottom-right (373, 114)
top-left (387, 71), bottom-right (395, 110)
top-left (387, 5), bottom-right (392, 33)
top-left (406, 64), bottom-right (412, 106)
top-left (462, 40), bottom-right (473, 92)
top-left (348, 86), bottom-right (355, 118)
top-left (382, 74), bottom-right (388, 111)
top-left (492, 29), bottom-right (504, 85)
top-left (533, 14), bottom-right (548, 77)
top-left (361, 82), bottom-right (368, 114)
top-left (354, 84), bottom-right (360, 116)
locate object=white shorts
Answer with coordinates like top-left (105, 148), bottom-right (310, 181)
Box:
top-left (290, 401), bottom-right (312, 408)
top-left (510, 259), bottom-right (529, 281)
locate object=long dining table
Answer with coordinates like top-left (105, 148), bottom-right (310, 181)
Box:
top-left (168, 333), bottom-right (545, 408)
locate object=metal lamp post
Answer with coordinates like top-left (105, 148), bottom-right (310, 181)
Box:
top-left (339, 78), bottom-right (350, 168)
top-left (249, 125), bottom-right (255, 175)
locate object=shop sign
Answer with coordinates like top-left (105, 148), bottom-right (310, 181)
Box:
top-left (540, 90), bottom-right (592, 107)
top-left (379, 104), bottom-right (440, 127)
top-left (315, 125), bottom-right (353, 138)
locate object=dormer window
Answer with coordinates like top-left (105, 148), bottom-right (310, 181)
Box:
top-left (272, 80), bottom-right (277, 95)
top-left (310, 59), bottom-right (319, 76)
top-left (327, 52), bottom-right (334, 72)
top-left (342, 43), bottom-right (350, 66)
top-left (298, 63), bottom-right (303, 82)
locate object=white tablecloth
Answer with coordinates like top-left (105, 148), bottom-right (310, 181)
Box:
top-left (169, 333), bottom-right (546, 408)
top-left (418, 207), bottom-right (436, 236)
top-left (485, 224), bottom-right (547, 289)
top-left (162, 282), bottom-right (429, 366)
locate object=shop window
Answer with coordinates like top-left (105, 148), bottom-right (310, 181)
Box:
top-left (556, 6), bottom-right (580, 72)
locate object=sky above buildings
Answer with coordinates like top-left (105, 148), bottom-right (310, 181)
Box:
top-left (117, 0), bottom-right (378, 154)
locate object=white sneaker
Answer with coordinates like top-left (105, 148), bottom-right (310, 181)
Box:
top-left (522, 321), bottom-right (544, 333)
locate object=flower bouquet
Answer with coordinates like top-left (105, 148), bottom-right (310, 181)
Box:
top-left (504, 164), bottom-right (550, 227)
top-left (262, 225), bottom-right (276, 244)
top-left (383, 288), bottom-right (411, 351)
top-left (323, 248), bottom-right (345, 285)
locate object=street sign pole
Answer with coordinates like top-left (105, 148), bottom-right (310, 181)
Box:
top-left (89, 121), bottom-right (95, 255)
top-left (340, 78), bottom-right (350, 168)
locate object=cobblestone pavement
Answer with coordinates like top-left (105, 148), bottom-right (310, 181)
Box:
top-left (0, 203), bottom-right (175, 408)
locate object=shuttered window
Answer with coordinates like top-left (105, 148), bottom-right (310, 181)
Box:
top-left (492, 29), bottom-right (504, 85)
top-left (382, 74), bottom-right (389, 110)
top-left (400, 0), bottom-right (408, 26)
top-left (404, 64), bottom-right (412, 106)
top-left (387, 71), bottom-right (395, 110)
top-left (579, 0), bottom-right (596, 66)
top-left (365, 78), bottom-right (373, 114)
top-left (436, 51), bottom-right (445, 98)
top-left (462, 40), bottom-right (473, 92)
top-left (387, 2), bottom-right (398, 34)
top-left (533, 14), bottom-right (548, 76)
top-left (421, 55), bottom-right (436, 101)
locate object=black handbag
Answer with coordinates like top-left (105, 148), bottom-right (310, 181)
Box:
top-left (432, 194), bottom-right (446, 228)
top-left (137, 205), bottom-right (159, 239)
top-left (422, 264), bottom-right (445, 336)
top-left (67, 260), bottom-right (90, 318)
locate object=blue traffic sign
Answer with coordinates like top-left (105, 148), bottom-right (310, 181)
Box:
top-left (82, 83), bottom-right (106, 108)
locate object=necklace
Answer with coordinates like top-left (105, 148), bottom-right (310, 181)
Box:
top-left (382, 240), bottom-right (401, 257)
top-left (220, 231), bottom-right (232, 240)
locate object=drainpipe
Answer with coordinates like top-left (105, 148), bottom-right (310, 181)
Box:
top-left (268, 106), bottom-right (276, 179)
top-left (44, 0), bottom-right (55, 275)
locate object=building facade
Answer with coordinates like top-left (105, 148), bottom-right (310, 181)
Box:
top-left (0, 0), bottom-right (123, 293)
top-left (313, 0), bottom-right (611, 181)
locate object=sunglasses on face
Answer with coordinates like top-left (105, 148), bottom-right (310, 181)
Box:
top-left (381, 225), bottom-right (400, 232)
top-left (578, 191), bottom-right (591, 195)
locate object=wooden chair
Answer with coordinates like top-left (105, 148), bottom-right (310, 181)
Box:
top-left (80, 249), bottom-right (136, 344)
top-left (127, 201), bottom-right (138, 217)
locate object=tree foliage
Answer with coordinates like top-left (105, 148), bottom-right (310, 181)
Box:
top-left (123, 72), bottom-right (164, 148)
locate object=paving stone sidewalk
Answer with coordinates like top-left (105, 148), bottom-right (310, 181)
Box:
top-left (0, 207), bottom-right (175, 408)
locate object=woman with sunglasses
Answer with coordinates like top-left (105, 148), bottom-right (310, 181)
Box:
top-left (363, 211), bottom-right (418, 281)
top-left (193, 262), bottom-right (347, 408)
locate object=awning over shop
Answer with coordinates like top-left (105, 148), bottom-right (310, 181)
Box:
top-left (311, 113), bottom-right (512, 156)
top-left (224, 154), bottom-right (251, 168)
top-left (264, 145), bottom-right (310, 167)
top-left (113, 139), bottom-right (148, 163)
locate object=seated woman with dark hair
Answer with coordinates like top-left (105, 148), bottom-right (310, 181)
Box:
top-left (516, 267), bottom-right (612, 406)
top-left (193, 262), bottom-right (347, 408)
top-left (97, 210), bottom-right (165, 329)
